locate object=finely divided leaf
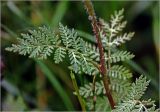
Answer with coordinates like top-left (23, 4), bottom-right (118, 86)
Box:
top-left (109, 65), bottom-right (132, 80)
top-left (54, 47), bottom-right (66, 63)
top-left (111, 32), bottom-right (134, 46)
top-left (125, 76), bottom-right (150, 101)
top-left (107, 51), bottom-right (134, 63)
top-left (6, 26), bottom-right (58, 59)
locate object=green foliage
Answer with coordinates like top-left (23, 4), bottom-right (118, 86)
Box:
top-left (5, 26), bottom-right (57, 59)
top-left (113, 100), bottom-right (158, 112)
top-left (85, 42), bottom-right (100, 61)
top-left (79, 81), bottom-right (106, 98)
top-left (86, 96), bottom-right (110, 111)
top-left (5, 8), bottom-right (158, 111)
top-left (59, 23), bottom-right (73, 48)
top-left (54, 47), bottom-right (66, 63)
top-left (111, 32), bottom-right (135, 46)
top-left (79, 79), bottom-right (130, 98)
top-left (112, 100), bottom-right (136, 112)
top-left (112, 76), bottom-right (157, 112)
top-left (109, 65), bottom-right (132, 80)
top-left (79, 8), bottom-right (158, 111)
top-left (6, 23), bottom-right (98, 74)
top-left (107, 50), bottom-right (135, 63)
top-left (100, 8), bottom-right (134, 48)
top-left (79, 83), bottom-right (93, 98)
top-left (68, 50), bottom-right (81, 73)
top-left (59, 23), bottom-right (82, 51)
top-left (125, 76), bottom-right (150, 101)
top-left (110, 79), bottom-right (130, 94)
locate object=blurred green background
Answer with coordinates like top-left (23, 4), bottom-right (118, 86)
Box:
top-left (1, 1), bottom-right (159, 111)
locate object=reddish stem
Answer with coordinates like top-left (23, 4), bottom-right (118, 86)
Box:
top-left (83, 0), bottom-right (115, 109)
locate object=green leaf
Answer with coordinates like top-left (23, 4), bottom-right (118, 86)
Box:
top-left (107, 51), bottom-right (134, 63)
top-left (59, 23), bottom-right (82, 51)
top-left (80, 54), bottom-right (99, 75)
top-left (113, 99), bottom-right (157, 112)
top-left (111, 32), bottom-right (134, 46)
top-left (6, 23), bottom-right (100, 75)
top-left (86, 96), bottom-right (111, 111)
top-left (110, 79), bottom-right (130, 94)
top-left (79, 81), bottom-right (104, 98)
top-left (79, 83), bottom-right (93, 98)
top-left (68, 51), bottom-right (81, 73)
top-left (109, 65), bottom-right (132, 80)
top-left (54, 47), bottom-right (66, 63)
top-left (112, 100), bottom-right (136, 112)
top-left (59, 23), bottom-right (72, 48)
top-left (125, 75), bottom-right (150, 101)
top-left (69, 29), bottom-right (82, 51)
top-left (86, 42), bottom-right (100, 61)
top-left (113, 76), bottom-right (156, 112)
top-left (5, 26), bottom-right (58, 59)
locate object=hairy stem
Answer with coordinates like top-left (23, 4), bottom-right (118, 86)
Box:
top-left (83, 0), bottom-right (115, 109)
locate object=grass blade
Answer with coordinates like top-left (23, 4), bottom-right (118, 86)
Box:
top-left (36, 60), bottom-right (74, 110)
top-left (51, 1), bottom-right (68, 27)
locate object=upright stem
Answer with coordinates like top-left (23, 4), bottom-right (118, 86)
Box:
top-left (92, 75), bottom-right (96, 111)
top-left (83, 0), bottom-right (115, 109)
top-left (70, 71), bottom-right (86, 111)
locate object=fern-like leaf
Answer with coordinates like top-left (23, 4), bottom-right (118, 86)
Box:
top-left (110, 79), bottom-right (131, 94)
top-left (79, 83), bottom-right (93, 98)
top-left (99, 8), bottom-right (135, 50)
top-left (68, 51), bottom-right (81, 73)
top-left (132, 99), bottom-right (156, 112)
top-left (5, 8), bottom-right (158, 111)
top-left (100, 9), bottom-right (126, 38)
top-left (54, 47), bottom-right (66, 63)
top-left (95, 81), bottom-right (105, 95)
top-left (110, 8), bottom-right (125, 36)
top-left (6, 23), bottom-right (100, 74)
top-left (112, 100), bottom-right (136, 112)
top-left (5, 26), bottom-right (58, 59)
top-left (86, 96), bottom-right (110, 111)
top-left (79, 80), bottom-right (130, 98)
top-left (79, 81), bottom-right (105, 98)
top-left (112, 76), bottom-right (154, 112)
top-left (111, 32), bottom-right (134, 46)
top-left (106, 51), bottom-right (134, 63)
top-left (85, 42), bottom-right (100, 61)
top-left (59, 23), bottom-right (73, 48)
top-left (59, 23), bottom-right (82, 51)
top-left (113, 99), bottom-right (157, 112)
top-left (80, 54), bottom-right (99, 75)
top-left (109, 65), bottom-right (132, 80)
top-left (125, 75), bottom-right (150, 101)
top-left (70, 29), bottom-right (82, 51)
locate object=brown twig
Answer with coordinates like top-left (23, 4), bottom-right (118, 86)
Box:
top-left (83, 0), bottom-right (115, 109)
